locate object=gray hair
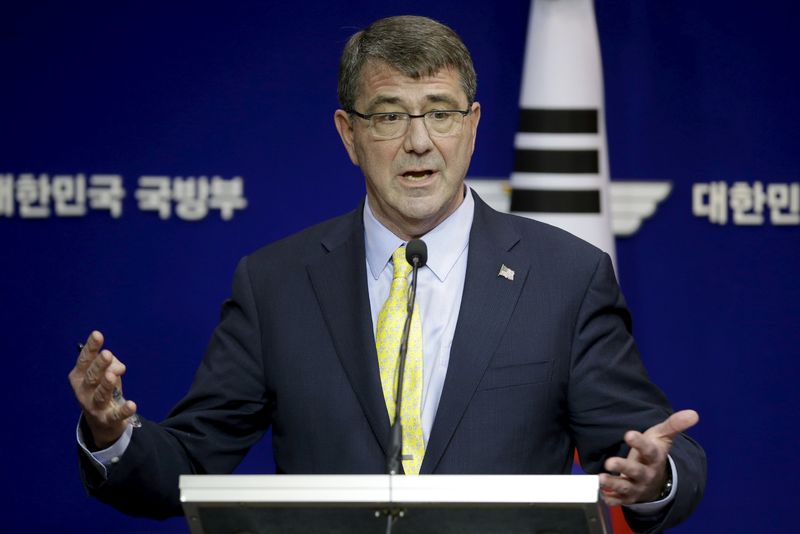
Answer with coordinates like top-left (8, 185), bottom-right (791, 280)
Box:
top-left (337, 16), bottom-right (477, 110)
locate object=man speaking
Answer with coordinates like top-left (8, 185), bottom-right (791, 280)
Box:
top-left (70, 15), bottom-right (705, 532)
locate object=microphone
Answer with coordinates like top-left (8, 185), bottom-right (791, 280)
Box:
top-left (386, 238), bottom-right (427, 475)
top-left (405, 238), bottom-right (428, 268)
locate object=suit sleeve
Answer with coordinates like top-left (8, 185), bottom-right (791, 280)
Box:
top-left (567, 253), bottom-right (706, 533)
top-left (79, 256), bottom-right (271, 518)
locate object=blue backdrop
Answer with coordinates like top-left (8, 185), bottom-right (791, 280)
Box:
top-left (2, 1), bottom-right (798, 532)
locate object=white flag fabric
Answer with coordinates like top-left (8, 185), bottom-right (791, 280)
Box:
top-left (510, 0), bottom-right (616, 264)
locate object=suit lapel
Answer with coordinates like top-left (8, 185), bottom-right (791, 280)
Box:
top-left (422, 197), bottom-right (530, 473)
top-left (306, 209), bottom-right (391, 455)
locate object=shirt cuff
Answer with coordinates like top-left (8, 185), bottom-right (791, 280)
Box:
top-left (75, 415), bottom-right (134, 479)
top-left (623, 455), bottom-right (678, 514)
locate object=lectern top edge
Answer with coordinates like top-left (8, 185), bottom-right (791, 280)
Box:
top-left (179, 474), bottom-right (601, 505)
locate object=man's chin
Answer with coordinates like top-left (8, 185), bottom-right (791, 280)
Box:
top-left (399, 198), bottom-right (461, 230)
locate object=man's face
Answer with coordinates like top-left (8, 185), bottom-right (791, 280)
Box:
top-left (335, 62), bottom-right (480, 239)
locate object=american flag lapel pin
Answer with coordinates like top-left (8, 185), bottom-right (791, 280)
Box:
top-left (498, 264), bottom-right (515, 281)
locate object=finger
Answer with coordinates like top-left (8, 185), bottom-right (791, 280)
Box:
top-left (600, 478), bottom-right (623, 507)
top-left (75, 331), bottom-right (104, 371)
top-left (646, 409), bottom-right (700, 440)
top-left (625, 431), bottom-right (662, 464)
top-left (604, 456), bottom-right (648, 482)
top-left (106, 353), bottom-right (127, 377)
top-left (111, 400), bottom-right (138, 423)
top-left (82, 350), bottom-right (113, 388)
top-left (603, 455), bottom-right (623, 475)
top-left (91, 350), bottom-right (126, 399)
top-left (601, 492), bottom-right (623, 507)
top-left (91, 368), bottom-right (119, 407)
top-left (599, 473), bottom-right (637, 505)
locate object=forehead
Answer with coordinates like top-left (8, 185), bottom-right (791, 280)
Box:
top-left (356, 62), bottom-right (467, 111)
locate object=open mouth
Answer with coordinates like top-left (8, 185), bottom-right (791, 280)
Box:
top-left (402, 170), bottom-right (435, 180)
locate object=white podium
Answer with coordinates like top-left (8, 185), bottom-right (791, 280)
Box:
top-left (180, 474), bottom-right (609, 534)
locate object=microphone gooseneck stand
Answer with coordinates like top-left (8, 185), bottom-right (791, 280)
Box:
top-left (384, 239), bottom-right (427, 534)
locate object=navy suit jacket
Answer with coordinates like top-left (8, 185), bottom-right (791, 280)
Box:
top-left (82, 194), bottom-right (705, 532)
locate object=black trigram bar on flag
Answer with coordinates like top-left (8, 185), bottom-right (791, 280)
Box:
top-left (510, 0), bottom-right (616, 261)
top-left (518, 109), bottom-right (598, 134)
top-left (511, 188), bottom-right (600, 214)
top-left (514, 146), bottom-right (599, 175)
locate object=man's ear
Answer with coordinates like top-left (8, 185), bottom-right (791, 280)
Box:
top-left (468, 102), bottom-right (481, 153)
top-left (334, 110), bottom-right (360, 166)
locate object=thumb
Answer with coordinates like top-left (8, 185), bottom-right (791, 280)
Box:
top-left (648, 409), bottom-right (699, 440)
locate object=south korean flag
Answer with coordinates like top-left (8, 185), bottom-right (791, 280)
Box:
top-left (510, 0), bottom-right (616, 264)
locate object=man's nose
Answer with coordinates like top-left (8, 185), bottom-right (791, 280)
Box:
top-left (402, 116), bottom-right (434, 154)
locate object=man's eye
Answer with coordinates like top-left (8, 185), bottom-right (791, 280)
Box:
top-left (375, 113), bottom-right (403, 123)
top-left (429, 111), bottom-right (451, 121)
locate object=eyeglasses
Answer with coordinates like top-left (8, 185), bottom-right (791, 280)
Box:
top-left (347, 108), bottom-right (472, 139)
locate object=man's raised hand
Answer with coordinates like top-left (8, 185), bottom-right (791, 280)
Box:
top-left (599, 409), bottom-right (699, 506)
top-left (68, 331), bottom-right (138, 449)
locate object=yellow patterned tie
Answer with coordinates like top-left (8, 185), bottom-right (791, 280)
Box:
top-left (376, 246), bottom-right (425, 475)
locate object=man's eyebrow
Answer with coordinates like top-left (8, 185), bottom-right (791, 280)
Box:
top-left (424, 94), bottom-right (462, 108)
top-left (364, 93), bottom-right (465, 112)
top-left (364, 95), bottom-right (402, 111)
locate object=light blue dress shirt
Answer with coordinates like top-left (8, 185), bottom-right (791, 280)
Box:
top-left (363, 189), bottom-right (474, 445)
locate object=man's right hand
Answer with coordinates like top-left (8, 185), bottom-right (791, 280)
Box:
top-left (69, 331), bottom-right (138, 449)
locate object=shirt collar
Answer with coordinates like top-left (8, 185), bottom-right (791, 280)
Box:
top-left (364, 187), bottom-right (475, 282)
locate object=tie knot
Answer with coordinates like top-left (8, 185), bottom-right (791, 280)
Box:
top-left (391, 246), bottom-right (412, 280)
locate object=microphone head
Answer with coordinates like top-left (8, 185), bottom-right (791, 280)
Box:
top-left (406, 239), bottom-right (428, 268)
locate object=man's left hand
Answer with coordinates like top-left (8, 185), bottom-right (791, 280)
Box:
top-left (599, 409), bottom-right (699, 506)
